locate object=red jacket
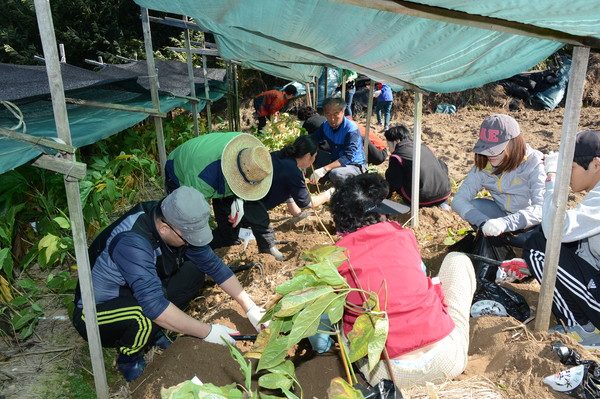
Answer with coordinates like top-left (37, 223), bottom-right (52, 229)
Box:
top-left (254, 90), bottom-right (288, 117)
top-left (336, 222), bottom-right (454, 358)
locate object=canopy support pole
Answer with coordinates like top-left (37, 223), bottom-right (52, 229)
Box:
top-left (202, 53), bottom-right (212, 133)
top-left (324, 67), bottom-right (329, 99)
top-left (183, 16), bottom-right (199, 136)
top-left (411, 91), bottom-right (423, 227)
top-left (313, 77), bottom-right (318, 108)
top-left (233, 63), bottom-right (241, 131)
top-left (535, 45), bottom-right (590, 331)
top-left (363, 79), bottom-right (376, 162)
top-left (141, 7), bottom-right (167, 178)
top-left (227, 62), bottom-right (235, 132)
top-left (34, 1), bottom-right (108, 398)
top-left (305, 83), bottom-right (312, 107)
top-left (341, 70), bottom-right (347, 101)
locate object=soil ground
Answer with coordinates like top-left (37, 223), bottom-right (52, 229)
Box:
top-left (2, 86), bottom-right (600, 398)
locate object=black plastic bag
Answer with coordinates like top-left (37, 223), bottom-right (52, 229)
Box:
top-left (449, 229), bottom-right (530, 321)
top-left (449, 229), bottom-right (516, 281)
top-left (473, 279), bottom-right (531, 322)
top-left (354, 379), bottom-right (403, 399)
top-left (546, 341), bottom-right (600, 398)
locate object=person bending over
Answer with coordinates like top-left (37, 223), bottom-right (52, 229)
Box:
top-left (312, 173), bottom-right (476, 389)
top-left (385, 124), bottom-right (451, 207)
top-left (523, 130), bottom-right (600, 349)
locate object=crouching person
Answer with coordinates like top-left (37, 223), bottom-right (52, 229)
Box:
top-left (310, 173), bottom-right (476, 389)
top-left (523, 130), bottom-right (600, 349)
top-left (72, 186), bottom-right (265, 382)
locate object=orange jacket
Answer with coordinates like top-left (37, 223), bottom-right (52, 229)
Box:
top-left (254, 90), bottom-right (288, 117)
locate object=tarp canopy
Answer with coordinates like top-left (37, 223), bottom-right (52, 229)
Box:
top-left (132, 0), bottom-right (600, 91)
top-left (0, 60), bottom-right (228, 174)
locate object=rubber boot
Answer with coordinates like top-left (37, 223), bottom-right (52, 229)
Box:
top-left (116, 353), bottom-right (146, 382)
top-left (260, 246), bottom-right (285, 261)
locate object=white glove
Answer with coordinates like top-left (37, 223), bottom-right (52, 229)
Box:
top-left (544, 151), bottom-right (559, 175)
top-left (203, 324), bottom-right (238, 346)
top-left (291, 210), bottom-right (315, 223)
top-left (246, 303), bottom-right (269, 332)
top-left (326, 187), bottom-right (336, 198)
top-left (481, 218), bottom-right (506, 237)
top-left (228, 198), bottom-right (245, 228)
top-left (309, 167), bottom-right (327, 183)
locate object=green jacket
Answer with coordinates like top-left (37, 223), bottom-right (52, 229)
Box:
top-left (167, 132), bottom-right (243, 199)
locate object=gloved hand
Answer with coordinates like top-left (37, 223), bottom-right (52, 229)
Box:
top-left (309, 167), bottom-right (327, 184)
top-left (246, 303), bottom-right (269, 332)
top-left (228, 198), bottom-right (245, 228)
top-left (495, 258), bottom-right (531, 284)
top-left (326, 187), bottom-right (336, 198)
top-left (203, 324), bottom-right (238, 346)
top-left (291, 210), bottom-right (315, 224)
top-left (481, 218), bottom-right (506, 237)
top-left (544, 151), bottom-right (559, 175)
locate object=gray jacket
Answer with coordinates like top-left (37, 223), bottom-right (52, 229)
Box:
top-left (452, 145), bottom-right (546, 232)
top-left (543, 179), bottom-right (600, 270)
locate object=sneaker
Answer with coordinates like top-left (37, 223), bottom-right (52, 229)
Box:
top-left (117, 353), bottom-right (147, 382)
top-left (548, 324), bottom-right (600, 350)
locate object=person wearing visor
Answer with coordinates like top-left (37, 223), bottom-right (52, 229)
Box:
top-left (72, 187), bottom-right (266, 382)
top-left (165, 132), bottom-right (285, 260)
top-left (310, 173), bottom-right (476, 389)
top-left (451, 114), bottom-right (546, 246)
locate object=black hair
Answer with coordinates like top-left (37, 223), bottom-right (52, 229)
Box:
top-left (280, 135), bottom-right (318, 159)
top-left (284, 85), bottom-right (298, 96)
top-left (330, 173), bottom-right (389, 234)
top-left (384, 124), bottom-right (412, 142)
top-left (297, 106), bottom-right (318, 121)
top-left (574, 156), bottom-right (596, 170)
top-left (322, 97), bottom-right (346, 112)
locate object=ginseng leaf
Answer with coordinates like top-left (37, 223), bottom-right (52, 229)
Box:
top-left (258, 372), bottom-right (293, 390)
top-left (276, 274), bottom-right (320, 296)
top-left (287, 292), bottom-right (338, 347)
top-left (304, 260), bottom-right (348, 287)
top-left (325, 294), bottom-right (346, 325)
top-left (328, 377), bottom-right (364, 399)
top-left (347, 312), bottom-right (389, 367)
top-left (276, 286), bottom-right (333, 317)
top-left (257, 334), bottom-right (291, 371)
top-left (303, 246), bottom-right (348, 267)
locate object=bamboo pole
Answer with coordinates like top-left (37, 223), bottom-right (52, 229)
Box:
top-left (33, 1), bottom-right (108, 397)
top-left (535, 46), bottom-right (590, 331)
top-left (363, 80), bottom-right (375, 162)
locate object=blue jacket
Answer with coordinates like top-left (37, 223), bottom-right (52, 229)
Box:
top-left (378, 84), bottom-right (393, 102)
top-left (312, 118), bottom-right (366, 166)
top-left (76, 201), bottom-right (233, 320)
top-left (261, 151), bottom-right (311, 210)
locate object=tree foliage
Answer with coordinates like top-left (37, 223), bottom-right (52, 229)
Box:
top-left (1, 0), bottom-right (181, 66)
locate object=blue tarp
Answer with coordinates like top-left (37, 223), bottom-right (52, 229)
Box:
top-left (128, 0), bottom-right (600, 92)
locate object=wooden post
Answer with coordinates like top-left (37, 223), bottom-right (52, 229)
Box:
top-left (324, 67), bottom-right (329, 99)
top-left (411, 91), bottom-right (423, 227)
top-left (313, 76), bottom-right (318, 108)
top-left (183, 16), bottom-right (199, 136)
top-left (363, 79), bottom-right (375, 162)
top-left (305, 82), bottom-right (312, 107)
top-left (341, 69), bottom-right (347, 101)
top-left (140, 7), bottom-right (168, 178)
top-left (233, 63), bottom-right (241, 131)
top-left (202, 54), bottom-right (212, 133)
top-left (535, 46), bottom-right (590, 331)
top-left (33, 1), bottom-right (109, 398)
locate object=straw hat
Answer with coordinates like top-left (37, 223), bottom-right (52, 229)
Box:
top-left (221, 133), bottom-right (273, 201)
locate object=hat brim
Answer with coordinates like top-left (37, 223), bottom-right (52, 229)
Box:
top-left (370, 199), bottom-right (410, 215)
top-left (182, 223), bottom-right (213, 247)
top-left (221, 133), bottom-right (273, 201)
top-left (473, 140), bottom-right (508, 157)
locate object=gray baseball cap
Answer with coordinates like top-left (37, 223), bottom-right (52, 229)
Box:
top-left (161, 186), bottom-right (212, 247)
top-left (473, 114), bottom-right (521, 156)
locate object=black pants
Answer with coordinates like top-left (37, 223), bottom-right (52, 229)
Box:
top-left (72, 261), bottom-right (205, 356)
top-left (524, 231), bottom-right (600, 328)
top-left (210, 196), bottom-right (275, 252)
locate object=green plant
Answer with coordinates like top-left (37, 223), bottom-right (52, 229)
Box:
top-left (443, 227), bottom-right (473, 245)
top-left (259, 113), bottom-right (305, 151)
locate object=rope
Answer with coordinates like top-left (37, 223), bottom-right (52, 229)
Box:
top-left (0, 100), bottom-right (27, 134)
